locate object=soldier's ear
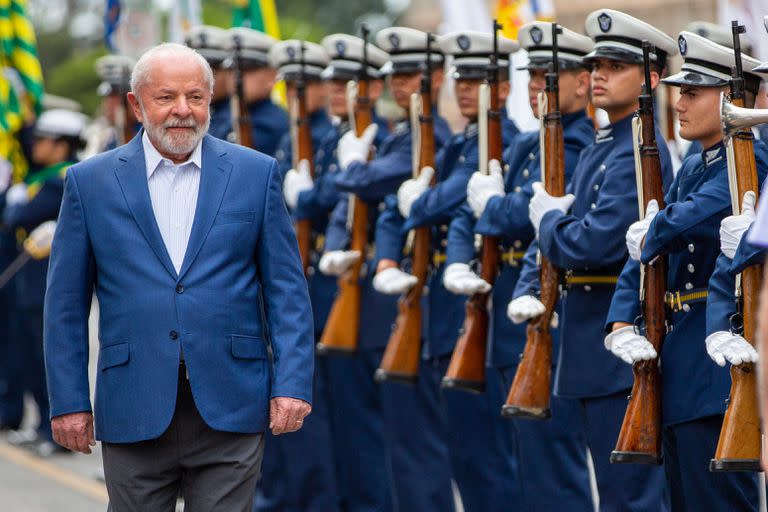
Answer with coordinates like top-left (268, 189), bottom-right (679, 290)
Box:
top-left (648, 70), bottom-right (661, 91)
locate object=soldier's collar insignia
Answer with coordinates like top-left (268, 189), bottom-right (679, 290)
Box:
top-left (530, 27), bottom-right (543, 45)
top-left (465, 123), bottom-right (479, 138)
top-left (595, 127), bottom-right (613, 143)
top-left (598, 13), bottom-right (612, 33)
top-left (704, 146), bottom-right (723, 166)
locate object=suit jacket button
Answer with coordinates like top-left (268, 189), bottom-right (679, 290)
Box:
top-left (176, 284), bottom-right (184, 294)
top-left (169, 330), bottom-right (179, 340)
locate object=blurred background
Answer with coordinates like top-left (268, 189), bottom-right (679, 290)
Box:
top-left (29, 0), bottom-right (768, 117)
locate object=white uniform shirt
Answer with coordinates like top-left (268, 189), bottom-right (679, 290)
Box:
top-left (142, 132), bottom-right (203, 274)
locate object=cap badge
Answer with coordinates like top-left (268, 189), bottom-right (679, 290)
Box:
top-left (286, 46), bottom-right (297, 60)
top-left (678, 35), bottom-right (687, 56)
top-left (530, 26), bottom-right (543, 45)
top-left (388, 33), bottom-right (400, 49)
top-left (457, 34), bottom-right (471, 51)
top-left (598, 13), bottom-right (612, 33)
top-left (336, 40), bottom-right (346, 57)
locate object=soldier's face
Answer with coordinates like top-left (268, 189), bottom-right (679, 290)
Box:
top-left (243, 68), bottom-right (276, 103)
top-left (676, 84), bottom-right (724, 146)
top-left (32, 137), bottom-right (67, 167)
top-left (528, 68), bottom-right (547, 116)
top-left (389, 71), bottom-right (421, 109)
top-left (326, 80), bottom-right (347, 117)
top-left (590, 58), bottom-right (648, 114)
top-left (455, 79), bottom-right (481, 119)
top-left (212, 68), bottom-right (232, 101)
top-left (128, 55), bottom-right (211, 160)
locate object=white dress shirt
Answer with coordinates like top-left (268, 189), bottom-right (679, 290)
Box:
top-left (143, 132), bottom-right (202, 274)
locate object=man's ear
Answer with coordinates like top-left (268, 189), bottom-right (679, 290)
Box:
top-left (576, 69), bottom-right (591, 98)
top-left (649, 70), bottom-right (661, 91)
top-left (126, 92), bottom-right (144, 123)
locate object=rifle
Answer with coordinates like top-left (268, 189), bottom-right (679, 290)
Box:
top-left (317, 24), bottom-right (374, 354)
top-left (710, 21), bottom-right (762, 473)
top-left (230, 34), bottom-right (254, 149)
top-left (442, 20), bottom-right (504, 393)
top-left (502, 23), bottom-right (563, 419)
top-left (610, 42), bottom-right (667, 465)
top-left (292, 43), bottom-right (315, 274)
top-left (375, 33), bottom-right (436, 383)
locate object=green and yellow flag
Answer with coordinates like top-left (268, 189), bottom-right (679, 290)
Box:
top-left (0, 0), bottom-right (43, 180)
top-left (232, 0), bottom-right (281, 38)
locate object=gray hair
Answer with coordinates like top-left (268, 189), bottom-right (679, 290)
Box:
top-left (130, 42), bottom-right (214, 95)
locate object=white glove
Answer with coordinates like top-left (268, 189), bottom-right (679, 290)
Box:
top-left (0, 158), bottom-right (11, 194)
top-left (507, 295), bottom-right (546, 324)
top-left (5, 183), bottom-right (28, 207)
top-left (443, 262), bottom-right (492, 296)
top-left (528, 182), bottom-right (575, 233)
top-left (604, 325), bottom-right (657, 365)
top-left (626, 199), bottom-right (659, 261)
top-left (706, 330), bottom-right (759, 367)
top-left (338, 124), bottom-right (378, 170)
top-left (373, 267), bottom-right (418, 295)
top-left (318, 250), bottom-right (360, 276)
top-left (720, 192), bottom-right (756, 259)
top-left (25, 220), bottom-right (56, 260)
top-left (397, 166), bottom-right (434, 218)
top-left (467, 159), bottom-right (504, 219)
top-left (283, 159), bottom-right (314, 210)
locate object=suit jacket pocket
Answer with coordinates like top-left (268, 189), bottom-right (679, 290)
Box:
top-left (214, 210), bottom-right (257, 225)
top-left (99, 342), bottom-right (130, 371)
top-left (231, 335), bottom-right (268, 360)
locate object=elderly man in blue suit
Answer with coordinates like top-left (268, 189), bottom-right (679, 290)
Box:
top-left (43, 42), bottom-right (314, 511)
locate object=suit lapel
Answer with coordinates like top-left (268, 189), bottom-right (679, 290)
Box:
top-left (114, 133), bottom-right (178, 279)
top-left (177, 136), bottom-right (232, 281)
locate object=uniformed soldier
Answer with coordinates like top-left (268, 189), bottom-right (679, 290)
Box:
top-left (442, 22), bottom-right (595, 511)
top-left (186, 25), bottom-right (233, 141)
top-left (605, 33), bottom-right (767, 510)
top-left (371, 31), bottom-right (521, 512)
top-left (224, 27), bottom-right (288, 156)
top-left (82, 55), bottom-right (136, 158)
top-left (509, 10), bottom-right (676, 510)
top-left (317, 27), bottom-right (454, 512)
top-left (3, 108), bottom-right (87, 456)
top-left (269, 40), bottom-right (333, 178)
top-left (253, 38), bottom-right (338, 512)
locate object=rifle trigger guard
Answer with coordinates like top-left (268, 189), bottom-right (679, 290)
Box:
top-left (729, 312), bottom-right (744, 336)
top-left (633, 314), bottom-right (644, 336)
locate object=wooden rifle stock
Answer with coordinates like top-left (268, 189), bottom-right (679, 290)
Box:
top-left (317, 36), bottom-right (374, 355)
top-left (503, 24), bottom-right (563, 419)
top-left (376, 87), bottom-right (435, 384)
top-left (611, 42), bottom-right (666, 465)
top-left (232, 35), bottom-right (254, 150)
top-left (442, 21), bottom-right (504, 393)
top-left (293, 44), bottom-right (315, 273)
top-left (711, 22), bottom-right (762, 472)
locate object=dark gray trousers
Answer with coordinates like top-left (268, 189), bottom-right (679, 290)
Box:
top-left (102, 364), bottom-right (264, 512)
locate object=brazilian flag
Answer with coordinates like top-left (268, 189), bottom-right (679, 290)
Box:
top-left (232, 0), bottom-right (281, 38)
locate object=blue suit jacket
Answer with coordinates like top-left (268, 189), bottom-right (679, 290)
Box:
top-left (44, 133), bottom-right (314, 443)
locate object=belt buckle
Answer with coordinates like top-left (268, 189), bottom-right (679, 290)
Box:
top-left (664, 291), bottom-right (682, 312)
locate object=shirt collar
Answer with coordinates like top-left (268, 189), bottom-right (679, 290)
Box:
top-left (142, 130), bottom-right (203, 179)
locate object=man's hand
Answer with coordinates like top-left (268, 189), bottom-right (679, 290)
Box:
top-left (443, 262), bottom-right (491, 295)
top-left (283, 159), bottom-right (314, 210)
top-left (604, 325), bottom-right (657, 365)
top-left (51, 412), bottom-right (95, 454)
top-left (626, 199), bottom-right (659, 261)
top-left (270, 397), bottom-right (311, 435)
top-left (706, 331), bottom-right (759, 367)
top-left (528, 182), bottom-right (575, 233)
top-left (338, 124), bottom-right (378, 169)
top-left (720, 191), bottom-right (756, 259)
top-left (467, 159), bottom-right (504, 219)
top-left (397, 166), bottom-right (434, 218)
top-left (318, 250), bottom-right (361, 276)
top-left (373, 267), bottom-right (418, 295)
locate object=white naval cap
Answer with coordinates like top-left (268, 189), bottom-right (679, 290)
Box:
top-left (752, 17), bottom-right (768, 75)
top-left (663, 31), bottom-right (763, 94)
top-left (320, 34), bottom-right (389, 80)
top-left (376, 27), bottom-right (444, 76)
top-left (439, 31), bottom-right (519, 80)
top-left (226, 27), bottom-right (277, 69)
top-left (584, 9), bottom-right (678, 68)
top-left (95, 54), bottom-right (135, 96)
top-left (186, 25), bottom-right (230, 68)
top-left (34, 109), bottom-right (88, 140)
top-left (268, 40), bottom-right (329, 82)
top-left (517, 22), bottom-right (593, 70)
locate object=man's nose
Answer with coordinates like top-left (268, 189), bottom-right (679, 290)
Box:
top-left (172, 97), bottom-right (192, 117)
